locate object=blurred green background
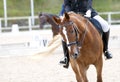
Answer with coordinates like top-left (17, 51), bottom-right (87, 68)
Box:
top-left (0, 0), bottom-right (120, 17)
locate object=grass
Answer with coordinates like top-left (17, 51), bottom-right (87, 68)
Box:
top-left (0, 0), bottom-right (120, 17)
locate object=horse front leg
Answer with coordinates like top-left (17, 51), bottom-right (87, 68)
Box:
top-left (71, 59), bottom-right (88, 82)
top-left (78, 65), bottom-right (89, 82)
top-left (76, 75), bottom-right (83, 82)
top-left (70, 59), bottom-right (83, 82)
top-left (95, 57), bottom-right (103, 82)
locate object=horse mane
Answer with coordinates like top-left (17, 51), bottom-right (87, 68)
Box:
top-left (67, 12), bottom-right (85, 21)
top-left (39, 12), bottom-right (59, 19)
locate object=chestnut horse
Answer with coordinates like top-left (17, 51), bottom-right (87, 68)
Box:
top-left (39, 12), bottom-right (59, 37)
top-left (53, 12), bottom-right (103, 82)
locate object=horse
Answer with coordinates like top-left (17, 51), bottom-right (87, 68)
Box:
top-left (53, 12), bottom-right (103, 82)
top-left (39, 12), bottom-right (59, 37)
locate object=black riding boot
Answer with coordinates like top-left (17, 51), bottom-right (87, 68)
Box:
top-left (102, 30), bottom-right (112, 59)
top-left (59, 40), bottom-right (69, 68)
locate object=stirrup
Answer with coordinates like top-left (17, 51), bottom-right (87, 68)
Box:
top-left (59, 57), bottom-right (69, 68)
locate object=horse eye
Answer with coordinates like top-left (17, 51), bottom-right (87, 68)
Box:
top-left (70, 30), bottom-right (74, 34)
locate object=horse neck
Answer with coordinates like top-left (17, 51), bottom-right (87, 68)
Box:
top-left (44, 14), bottom-right (58, 26)
top-left (79, 20), bottom-right (101, 48)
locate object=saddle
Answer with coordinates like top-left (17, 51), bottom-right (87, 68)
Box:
top-left (88, 18), bottom-right (103, 35)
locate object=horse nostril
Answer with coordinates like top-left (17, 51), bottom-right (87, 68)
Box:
top-left (73, 53), bottom-right (78, 59)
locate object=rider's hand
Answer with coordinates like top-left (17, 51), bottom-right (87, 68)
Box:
top-left (84, 10), bottom-right (91, 18)
top-left (59, 15), bottom-right (63, 18)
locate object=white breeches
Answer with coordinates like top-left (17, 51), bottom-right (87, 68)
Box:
top-left (93, 15), bottom-right (110, 32)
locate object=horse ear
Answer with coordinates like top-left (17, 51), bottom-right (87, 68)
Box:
top-left (39, 12), bottom-right (42, 17)
top-left (52, 16), bottom-right (61, 25)
top-left (64, 12), bottom-right (70, 20)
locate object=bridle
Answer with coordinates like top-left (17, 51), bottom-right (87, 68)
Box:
top-left (59, 20), bottom-right (88, 58)
top-left (60, 20), bottom-right (87, 48)
top-left (67, 22), bottom-right (87, 48)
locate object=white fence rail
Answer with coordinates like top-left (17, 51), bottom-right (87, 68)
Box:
top-left (0, 26), bottom-right (120, 48)
top-left (0, 16), bottom-right (39, 33)
top-left (0, 11), bottom-right (120, 33)
top-left (99, 12), bottom-right (120, 25)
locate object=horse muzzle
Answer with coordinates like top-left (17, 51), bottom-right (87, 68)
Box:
top-left (71, 49), bottom-right (81, 59)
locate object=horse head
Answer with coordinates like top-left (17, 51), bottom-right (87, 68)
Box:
top-left (38, 12), bottom-right (59, 37)
top-left (53, 12), bottom-right (87, 59)
top-left (39, 12), bottom-right (48, 29)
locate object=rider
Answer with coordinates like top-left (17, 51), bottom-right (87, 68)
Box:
top-left (59, 0), bottom-right (112, 68)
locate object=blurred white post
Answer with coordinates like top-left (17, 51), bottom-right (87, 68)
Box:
top-left (28, 17), bottom-right (32, 31)
top-left (108, 12), bottom-right (111, 25)
top-left (0, 18), bottom-right (1, 33)
top-left (3, 0), bottom-right (7, 27)
top-left (30, 0), bottom-right (35, 25)
top-left (12, 24), bottom-right (19, 33)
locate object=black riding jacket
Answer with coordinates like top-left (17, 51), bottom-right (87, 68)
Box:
top-left (64, 0), bottom-right (98, 17)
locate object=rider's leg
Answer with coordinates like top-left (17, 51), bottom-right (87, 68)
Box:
top-left (93, 15), bottom-right (112, 59)
top-left (60, 40), bottom-right (69, 68)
